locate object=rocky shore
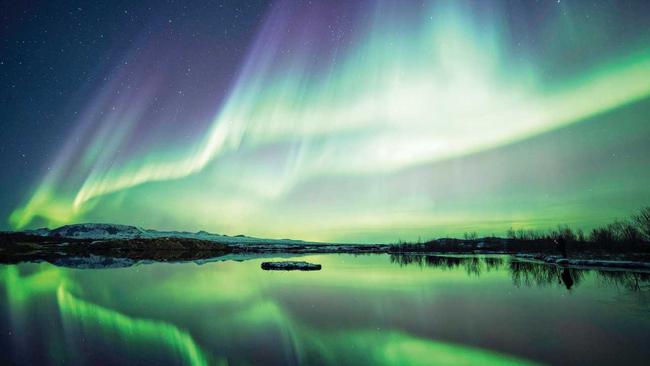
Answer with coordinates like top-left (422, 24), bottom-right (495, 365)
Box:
top-left (1, 224), bottom-right (649, 272)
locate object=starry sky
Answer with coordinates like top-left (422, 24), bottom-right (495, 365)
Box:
top-left (2, 0), bottom-right (650, 243)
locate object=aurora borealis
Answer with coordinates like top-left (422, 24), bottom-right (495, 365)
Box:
top-left (3, 1), bottom-right (650, 242)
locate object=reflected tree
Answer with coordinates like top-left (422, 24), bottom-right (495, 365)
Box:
top-left (389, 254), bottom-right (650, 292)
top-left (389, 254), bottom-right (504, 276)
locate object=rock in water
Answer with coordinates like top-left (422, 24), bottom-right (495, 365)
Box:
top-left (261, 261), bottom-right (322, 271)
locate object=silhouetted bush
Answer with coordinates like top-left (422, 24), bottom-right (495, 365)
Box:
top-left (506, 228), bottom-right (546, 241)
top-left (633, 207), bottom-right (650, 241)
top-left (589, 226), bottom-right (614, 244)
top-left (590, 220), bottom-right (642, 245)
top-left (553, 225), bottom-right (577, 242)
top-left (463, 231), bottom-right (478, 240)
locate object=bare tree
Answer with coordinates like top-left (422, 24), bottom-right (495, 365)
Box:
top-left (632, 207), bottom-right (650, 242)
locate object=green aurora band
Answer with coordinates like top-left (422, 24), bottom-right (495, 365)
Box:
top-left (9, 1), bottom-right (650, 242)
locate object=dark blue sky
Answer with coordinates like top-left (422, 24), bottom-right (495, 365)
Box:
top-left (0, 0), bottom-right (269, 226)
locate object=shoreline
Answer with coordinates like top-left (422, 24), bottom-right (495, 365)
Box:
top-left (1, 232), bottom-right (649, 272)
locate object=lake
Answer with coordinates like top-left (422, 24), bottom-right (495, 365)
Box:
top-left (1, 254), bottom-right (649, 365)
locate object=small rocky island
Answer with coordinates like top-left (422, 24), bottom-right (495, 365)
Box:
top-left (261, 261), bottom-right (322, 271)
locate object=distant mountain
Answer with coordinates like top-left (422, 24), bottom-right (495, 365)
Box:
top-left (50, 223), bottom-right (146, 239)
top-left (22, 227), bottom-right (50, 236)
top-left (23, 223), bottom-right (309, 245)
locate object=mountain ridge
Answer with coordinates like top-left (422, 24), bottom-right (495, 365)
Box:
top-left (15, 222), bottom-right (311, 245)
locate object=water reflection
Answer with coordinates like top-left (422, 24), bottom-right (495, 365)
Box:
top-left (57, 286), bottom-right (217, 366)
top-left (561, 268), bottom-right (574, 290)
top-left (508, 260), bottom-right (585, 289)
top-left (2, 255), bottom-right (650, 365)
top-left (390, 254), bottom-right (650, 291)
top-left (1, 259), bottom-right (541, 366)
top-left (390, 254), bottom-right (504, 276)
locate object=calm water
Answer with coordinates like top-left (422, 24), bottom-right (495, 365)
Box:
top-left (1, 254), bottom-right (649, 366)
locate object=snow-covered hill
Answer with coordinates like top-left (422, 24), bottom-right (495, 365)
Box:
top-left (26, 223), bottom-right (310, 245)
top-left (49, 223), bottom-right (146, 239)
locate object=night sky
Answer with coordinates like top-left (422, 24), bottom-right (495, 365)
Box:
top-left (2, 0), bottom-right (650, 242)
